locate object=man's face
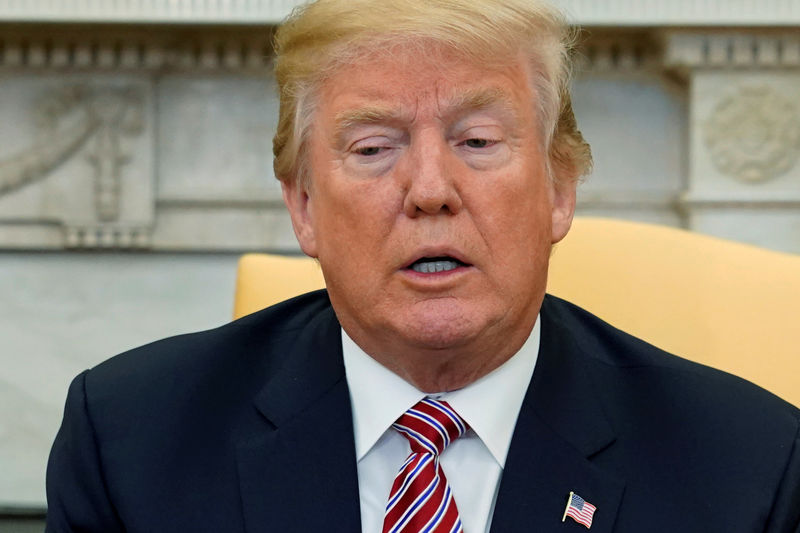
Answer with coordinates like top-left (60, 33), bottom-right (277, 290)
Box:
top-left (283, 47), bottom-right (576, 386)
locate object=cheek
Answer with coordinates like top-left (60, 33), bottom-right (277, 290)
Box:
top-left (473, 175), bottom-right (554, 270)
top-left (477, 167), bottom-right (552, 230)
top-left (312, 178), bottom-right (400, 257)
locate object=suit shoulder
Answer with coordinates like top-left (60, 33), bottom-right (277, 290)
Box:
top-left (542, 294), bottom-right (696, 370)
top-left (541, 294), bottom-right (800, 422)
top-left (84, 289), bottom-right (336, 406)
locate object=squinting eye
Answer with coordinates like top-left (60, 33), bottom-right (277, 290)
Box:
top-left (464, 138), bottom-right (490, 148)
top-left (355, 146), bottom-right (382, 156)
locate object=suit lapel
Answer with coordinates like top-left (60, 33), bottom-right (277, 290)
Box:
top-left (491, 296), bottom-right (626, 532)
top-left (232, 293), bottom-right (628, 532)
top-left (236, 303), bottom-right (362, 532)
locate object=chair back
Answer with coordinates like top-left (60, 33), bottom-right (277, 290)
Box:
top-left (233, 217), bottom-right (800, 406)
top-left (234, 253), bottom-right (325, 318)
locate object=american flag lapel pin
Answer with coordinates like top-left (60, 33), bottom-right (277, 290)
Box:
top-left (562, 491), bottom-right (597, 529)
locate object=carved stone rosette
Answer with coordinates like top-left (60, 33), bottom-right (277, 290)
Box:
top-left (703, 86), bottom-right (800, 183)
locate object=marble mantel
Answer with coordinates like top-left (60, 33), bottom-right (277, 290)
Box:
top-left (1, 0), bottom-right (800, 25)
top-left (0, 0), bottom-right (797, 253)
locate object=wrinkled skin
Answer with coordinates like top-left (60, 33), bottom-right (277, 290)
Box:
top-left (283, 47), bottom-right (576, 392)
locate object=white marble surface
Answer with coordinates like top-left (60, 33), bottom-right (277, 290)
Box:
top-left (555, 0), bottom-right (800, 26)
top-left (573, 72), bottom-right (686, 194)
top-left (3, 0), bottom-right (800, 26)
top-left (0, 0), bottom-right (301, 23)
top-left (569, 72), bottom-right (686, 227)
top-left (688, 208), bottom-right (800, 254)
top-left (156, 74), bottom-right (281, 203)
top-left (0, 253), bottom-right (239, 506)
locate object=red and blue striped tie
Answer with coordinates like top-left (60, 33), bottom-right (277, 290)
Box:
top-left (382, 398), bottom-right (469, 533)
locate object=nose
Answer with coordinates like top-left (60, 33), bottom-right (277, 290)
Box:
top-left (402, 137), bottom-right (463, 217)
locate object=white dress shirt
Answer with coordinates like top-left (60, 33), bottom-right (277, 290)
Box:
top-left (341, 317), bottom-right (540, 533)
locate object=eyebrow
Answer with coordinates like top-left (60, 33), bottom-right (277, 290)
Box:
top-left (445, 87), bottom-right (518, 117)
top-left (334, 106), bottom-right (405, 135)
top-left (333, 87), bottom-right (521, 142)
top-left (331, 105), bottom-right (406, 149)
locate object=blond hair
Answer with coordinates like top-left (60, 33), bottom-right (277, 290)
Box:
top-left (272, 0), bottom-right (592, 186)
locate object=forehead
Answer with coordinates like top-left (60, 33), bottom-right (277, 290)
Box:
top-left (316, 46), bottom-right (537, 125)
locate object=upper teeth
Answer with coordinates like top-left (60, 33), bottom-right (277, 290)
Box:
top-left (412, 260), bottom-right (459, 273)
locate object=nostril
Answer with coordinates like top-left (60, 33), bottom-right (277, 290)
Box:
top-left (415, 202), bottom-right (450, 215)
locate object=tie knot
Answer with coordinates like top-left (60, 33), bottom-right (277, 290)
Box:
top-left (392, 398), bottom-right (469, 456)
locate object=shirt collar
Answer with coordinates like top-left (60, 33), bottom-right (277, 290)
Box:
top-left (342, 317), bottom-right (540, 467)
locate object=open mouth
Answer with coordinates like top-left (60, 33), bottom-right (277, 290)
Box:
top-left (407, 256), bottom-right (469, 274)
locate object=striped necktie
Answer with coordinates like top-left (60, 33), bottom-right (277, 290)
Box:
top-left (382, 398), bottom-right (469, 533)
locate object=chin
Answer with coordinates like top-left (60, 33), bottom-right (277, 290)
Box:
top-left (395, 305), bottom-right (488, 351)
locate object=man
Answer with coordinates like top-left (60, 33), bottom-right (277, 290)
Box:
top-left (46, 0), bottom-right (799, 532)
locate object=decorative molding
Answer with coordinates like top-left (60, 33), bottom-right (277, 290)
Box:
top-left (0, 85), bottom-right (147, 223)
top-left (64, 224), bottom-right (152, 249)
top-left (578, 36), bottom-right (659, 72)
top-left (3, 1), bottom-right (800, 26)
top-left (555, 0), bottom-right (800, 26)
top-left (680, 196), bottom-right (800, 209)
top-left (0, 37), bottom-right (272, 71)
top-left (0, 81), bottom-right (155, 251)
top-left (703, 86), bottom-right (800, 183)
top-left (664, 33), bottom-right (800, 69)
top-left (156, 197), bottom-right (285, 209)
top-left (85, 87), bottom-right (145, 221)
top-left (576, 191), bottom-right (679, 210)
top-left (0, 0), bottom-right (300, 24)
top-left (0, 87), bottom-right (95, 197)
top-left (151, 204), bottom-right (297, 251)
top-left (681, 188), bottom-right (800, 206)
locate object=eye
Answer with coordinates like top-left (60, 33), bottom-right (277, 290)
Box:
top-left (355, 146), bottom-right (383, 156)
top-left (455, 128), bottom-right (509, 170)
top-left (349, 135), bottom-right (395, 158)
top-left (464, 138), bottom-right (491, 149)
top-left (461, 137), bottom-right (500, 151)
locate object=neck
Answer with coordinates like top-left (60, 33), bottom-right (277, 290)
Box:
top-left (345, 319), bottom-right (536, 393)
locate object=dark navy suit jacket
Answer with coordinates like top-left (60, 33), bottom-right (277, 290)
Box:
top-left (46, 291), bottom-right (800, 532)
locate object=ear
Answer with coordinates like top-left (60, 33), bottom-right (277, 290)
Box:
top-left (550, 177), bottom-right (577, 244)
top-left (281, 179), bottom-right (319, 258)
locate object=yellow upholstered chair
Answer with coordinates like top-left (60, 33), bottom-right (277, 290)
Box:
top-left (234, 253), bottom-right (325, 317)
top-left (233, 217), bottom-right (800, 406)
